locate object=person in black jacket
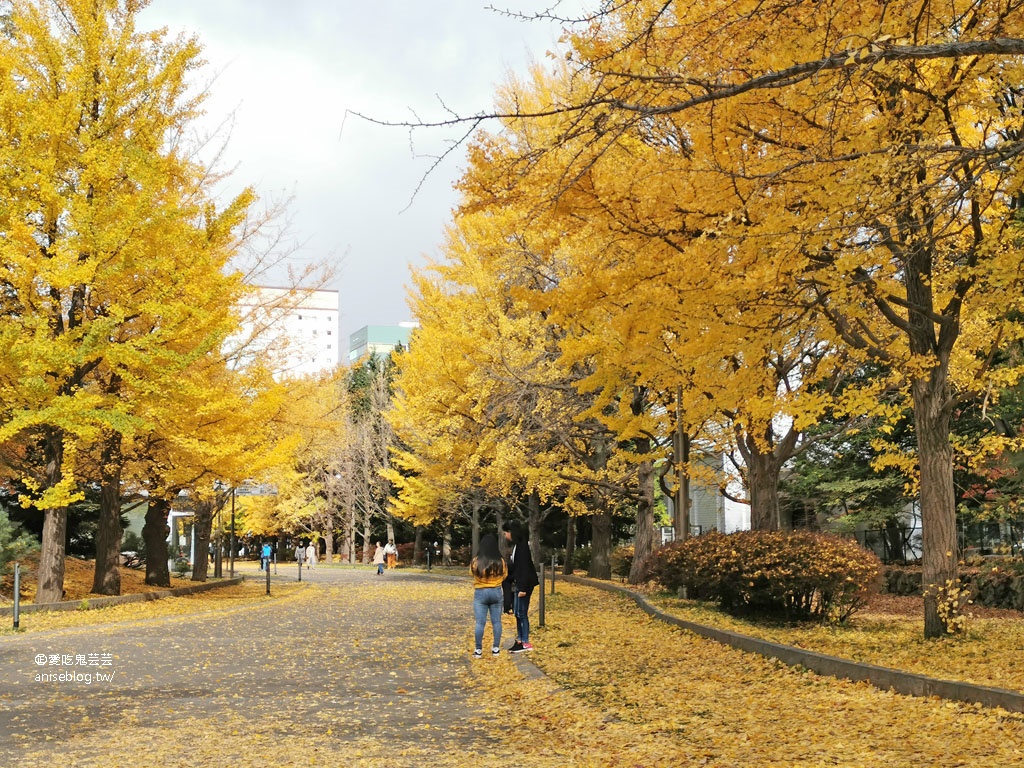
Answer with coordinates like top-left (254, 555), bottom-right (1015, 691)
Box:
top-left (502, 521), bottom-right (539, 652)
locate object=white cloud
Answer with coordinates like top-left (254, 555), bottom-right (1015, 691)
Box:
top-left (139, 0), bottom-right (584, 345)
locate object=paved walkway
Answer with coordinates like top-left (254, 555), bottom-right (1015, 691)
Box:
top-left (0, 565), bottom-right (510, 767)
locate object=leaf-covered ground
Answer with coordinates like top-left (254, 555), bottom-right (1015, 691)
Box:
top-left (492, 582), bottom-right (1024, 766)
top-left (1, 554), bottom-right (202, 603)
top-left (640, 586), bottom-right (1024, 693)
top-left (0, 578), bottom-right (306, 636)
top-left (2, 568), bottom-right (1023, 767)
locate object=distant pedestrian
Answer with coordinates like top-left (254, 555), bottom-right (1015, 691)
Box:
top-left (294, 542), bottom-right (304, 566)
top-left (470, 533), bottom-right (507, 658)
top-left (502, 522), bottom-right (539, 653)
top-left (372, 541), bottom-right (385, 575)
top-left (261, 541), bottom-right (272, 571)
top-left (305, 542), bottom-right (317, 570)
top-left (384, 540), bottom-right (398, 569)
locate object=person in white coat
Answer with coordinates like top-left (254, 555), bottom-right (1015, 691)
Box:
top-left (305, 542), bottom-right (317, 570)
top-left (384, 540), bottom-right (398, 569)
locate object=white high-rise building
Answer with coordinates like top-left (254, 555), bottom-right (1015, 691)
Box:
top-left (234, 286), bottom-right (340, 378)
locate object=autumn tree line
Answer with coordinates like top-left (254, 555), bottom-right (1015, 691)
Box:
top-left (0, 0), bottom-right (375, 602)
top-left (382, 0), bottom-right (1024, 637)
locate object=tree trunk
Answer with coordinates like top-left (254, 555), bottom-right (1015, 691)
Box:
top-left (470, 498), bottom-right (481, 557)
top-left (361, 514), bottom-right (372, 563)
top-left (37, 508), bottom-right (68, 604)
top-left (629, 457), bottom-right (656, 584)
top-left (527, 490), bottom-right (543, 571)
top-left (442, 525), bottom-right (452, 566)
top-left (747, 449), bottom-right (783, 531)
top-left (191, 500), bottom-right (213, 582)
top-left (143, 498), bottom-right (171, 587)
top-left (36, 429), bottom-right (68, 604)
top-left (496, 501), bottom-right (507, 543)
top-left (913, 375), bottom-right (957, 638)
top-left (675, 429), bottom-right (692, 540)
top-left (884, 517), bottom-right (906, 564)
top-left (564, 515), bottom-right (576, 575)
top-left (92, 433), bottom-right (124, 596)
top-left (347, 501), bottom-right (357, 563)
top-left (590, 505), bottom-right (612, 579)
top-left (674, 388), bottom-right (692, 540)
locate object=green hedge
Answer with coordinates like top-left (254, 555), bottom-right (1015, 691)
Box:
top-left (642, 530), bottom-right (882, 623)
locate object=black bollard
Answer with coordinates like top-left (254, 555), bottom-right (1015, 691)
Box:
top-left (539, 563), bottom-right (545, 628)
top-left (13, 563), bottom-right (20, 630)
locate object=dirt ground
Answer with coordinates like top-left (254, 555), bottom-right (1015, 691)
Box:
top-left (1, 554), bottom-right (187, 604)
top-left (865, 590), bottom-right (1023, 620)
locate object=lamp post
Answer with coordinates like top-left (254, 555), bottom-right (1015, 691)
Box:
top-left (214, 500), bottom-right (223, 578)
top-left (229, 487), bottom-right (236, 578)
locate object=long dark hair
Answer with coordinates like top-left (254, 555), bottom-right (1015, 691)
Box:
top-left (471, 534), bottom-right (505, 579)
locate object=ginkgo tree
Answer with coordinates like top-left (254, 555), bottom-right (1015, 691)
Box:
top-left (0, 0), bottom-right (271, 602)
top-left (547, 0), bottom-right (1024, 637)
top-left (388, 0), bottom-right (1024, 637)
top-left (388, 191), bottom-right (662, 576)
top-left (247, 369), bottom-right (350, 558)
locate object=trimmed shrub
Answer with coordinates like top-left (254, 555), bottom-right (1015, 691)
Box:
top-left (642, 530), bottom-right (882, 623)
top-left (396, 542), bottom-right (416, 564)
top-left (610, 545), bottom-right (634, 579)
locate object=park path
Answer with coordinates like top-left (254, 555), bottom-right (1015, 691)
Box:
top-left (0, 565), bottom-right (507, 767)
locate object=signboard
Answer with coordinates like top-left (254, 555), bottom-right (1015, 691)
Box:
top-left (234, 483), bottom-right (278, 497)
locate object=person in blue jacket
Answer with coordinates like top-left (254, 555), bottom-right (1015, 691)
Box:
top-left (502, 521), bottom-right (539, 652)
top-left (260, 541), bottom-right (272, 571)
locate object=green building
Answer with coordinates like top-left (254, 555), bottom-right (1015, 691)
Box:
top-left (348, 324), bottom-right (416, 362)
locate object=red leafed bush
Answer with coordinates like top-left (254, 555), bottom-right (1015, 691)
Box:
top-left (641, 530), bottom-right (882, 623)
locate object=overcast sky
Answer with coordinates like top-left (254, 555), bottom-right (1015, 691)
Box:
top-left (138, 1), bottom-right (580, 350)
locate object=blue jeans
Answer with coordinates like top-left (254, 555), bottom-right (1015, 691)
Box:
top-left (473, 586), bottom-right (503, 650)
top-left (514, 591), bottom-right (532, 644)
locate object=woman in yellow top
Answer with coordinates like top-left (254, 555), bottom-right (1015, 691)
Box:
top-left (470, 533), bottom-right (507, 658)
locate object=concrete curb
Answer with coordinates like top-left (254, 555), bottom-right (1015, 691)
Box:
top-left (561, 574), bottom-right (1024, 713)
top-left (510, 650), bottom-right (548, 680)
top-left (0, 576), bottom-right (245, 617)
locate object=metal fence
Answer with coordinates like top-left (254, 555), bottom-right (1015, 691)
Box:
top-left (855, 519), bottom-right (1024, 564)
